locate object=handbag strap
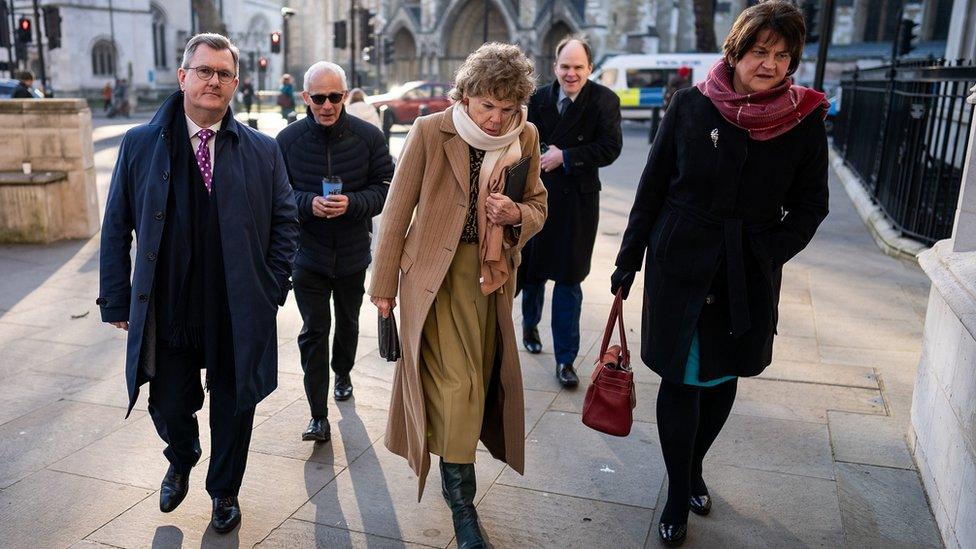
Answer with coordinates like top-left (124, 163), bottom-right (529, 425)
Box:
top-left (598, 290), bottom-right (629, 368)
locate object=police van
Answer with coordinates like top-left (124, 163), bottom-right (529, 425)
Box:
top-left (591, 53), bottom-right (722, 120)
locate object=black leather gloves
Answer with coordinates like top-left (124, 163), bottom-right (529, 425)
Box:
top-left (610, 268), bottom-right (636, 299)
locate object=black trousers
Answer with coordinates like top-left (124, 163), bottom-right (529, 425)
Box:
top-left (293, 267), bottom-right (367, 418)
top-left (147, 343), bottom-right (255, 499)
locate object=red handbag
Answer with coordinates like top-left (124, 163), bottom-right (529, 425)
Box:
top-left (582, 290), bottom-right (636, 437)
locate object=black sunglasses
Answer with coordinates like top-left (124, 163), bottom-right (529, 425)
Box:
top-left (309, 91), bottom-right (346, 105)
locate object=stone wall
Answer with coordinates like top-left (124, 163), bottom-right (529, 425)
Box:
top-left (0, 99), bottom-right (98, 243)
top-left (911, 240), bottom-right (976, 549)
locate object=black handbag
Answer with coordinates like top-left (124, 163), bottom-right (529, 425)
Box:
top-left (378, 312), bottom-right (401, 362)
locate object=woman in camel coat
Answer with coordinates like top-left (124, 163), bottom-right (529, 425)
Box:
top-left (369, 43), bottom-right (546, 548)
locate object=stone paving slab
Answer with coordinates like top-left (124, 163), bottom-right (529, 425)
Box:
top-left (758, 358), bottom-right (878, 389)
top-left (733, 377), bottom-right (885, 424)
top-left (836, 463), bottom-right (942, 548)
top-left (473, 484), bottom-right (654, 549)
top-left (294, 446), bottom-right (506, 547)
top-left (776, 302), bottom-right (818, 338)
top-left (818, 345), bottom-right (921, 371)
top-left (770, 334), bottom-right (820, 363)
top-left (652, 463), bottom-right (845, 548)
top-left (0, 400), bottom-right (136, 489)
top-left (706, 414), bottom-right (835, 480)
top-left (810, 279), bottom-right (923, 322)
top-left (250, 398), bottom-right (388, 467)
top-left (32, 337), bottom-right (127, 380)
top-left (497, 411), bottom-right (665, 509)
top-left (257, 519), bottom-right (435, 548)
top-left (0, 469), bottom-right (151, 549)
top-left (88, 452), bottom-right (337, 548)
top-left (828, 411), bottom-right (914, 470)
top-left (816, 315), bottom-right (924, 351)
top-left (66, 372), bottom-right (144, 412)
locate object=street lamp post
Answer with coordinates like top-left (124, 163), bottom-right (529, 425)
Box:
top-left (281, 7), bottom-right (295, 78)
top-left (812, 0), bottom-right (836, 92)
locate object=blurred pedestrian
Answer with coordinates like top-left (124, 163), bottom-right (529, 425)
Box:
top-left (12, 70), bottom-right (36, 98)
top-left (665, 65), bottom-right (693, 107)
top-left (276, 62), bottom-right (394, 443)
top-left (278, 74), bottom-right (295, 119)
top-left (109, 78), bottom-right (130, 118)
top-left (611, 2), bottom-right (829, 544)
top-left (369, 42), bottom-right (547, 547)
top-left (102, 82), bottom-right (113, 111)
top-left (98, 33), bottom-right (298, 535)
top-left (345, 88), bottom-right (382, 131)
top-left (240, 77), bottom-right (255, 115)
top-left (521, 36), bottom-right (622, 387)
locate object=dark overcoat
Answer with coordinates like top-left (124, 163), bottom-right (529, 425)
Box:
top-left (522, 80), bottom-right (622, 284)
top-left (615, 87), bottom-right (829, 383)
top-left (97, 92), bottom-right (299, 416)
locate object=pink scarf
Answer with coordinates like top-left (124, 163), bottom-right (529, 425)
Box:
top-left (696, 59), bottom-right (828, 141)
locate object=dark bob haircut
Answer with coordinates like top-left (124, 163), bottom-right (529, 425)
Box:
top-left (723, 0), bottom-right (806, 76)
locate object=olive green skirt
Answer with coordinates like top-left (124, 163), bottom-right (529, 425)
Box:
top-left (419, 243), bottom-right (498, 464)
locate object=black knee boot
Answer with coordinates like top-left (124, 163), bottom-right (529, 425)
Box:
top-left (439, 459), bottom-right (486, 549)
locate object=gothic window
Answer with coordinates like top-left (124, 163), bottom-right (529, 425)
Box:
top-left (92, 40), bottom-right (117, 76)
top-left (151, 5), bottom-right (168, 69)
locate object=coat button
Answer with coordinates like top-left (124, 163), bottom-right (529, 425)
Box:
top-left (154, 211), bottom-right (164, 220)
top-left (577, 135), bottom-right (584, 141)
top-left (705, 294), bottom-right (715, 305)
top-left (147, 251), bottom-right (157, 261)
top-left (137, 293), bottom-right (148, 303)
top-left (162, 171), bottom-right (169, 181)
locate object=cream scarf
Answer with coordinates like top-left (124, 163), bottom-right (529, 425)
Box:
top-left (452, 103), bottom-right (526, 295)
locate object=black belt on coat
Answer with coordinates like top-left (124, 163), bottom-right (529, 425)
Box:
top-left (665, 200), bottom-right (778, 339)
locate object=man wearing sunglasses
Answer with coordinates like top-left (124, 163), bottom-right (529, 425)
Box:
top-left (98, 33), bottom-right (299, 534)
top-left (276, 61), bottom-right (394, 444)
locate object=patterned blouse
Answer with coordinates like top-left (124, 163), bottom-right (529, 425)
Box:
top-left (461, 146), bottom-right (485, 244)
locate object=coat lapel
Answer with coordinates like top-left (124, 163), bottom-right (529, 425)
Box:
top-left (440, 107), bottom-right (471, 196)
top-left (550, 80), bottom-right (591, 144)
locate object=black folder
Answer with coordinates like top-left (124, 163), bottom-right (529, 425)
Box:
top-left (504, 156), bottom-right (531, 202)
top-left (378, 312), bottom-right (401, 362)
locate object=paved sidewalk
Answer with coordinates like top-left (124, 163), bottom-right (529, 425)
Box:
top-left (0, 123), bottom-right (942, 548)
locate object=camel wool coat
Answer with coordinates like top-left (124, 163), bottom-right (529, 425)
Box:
top-left (369, 105), bottom-right (548, 499)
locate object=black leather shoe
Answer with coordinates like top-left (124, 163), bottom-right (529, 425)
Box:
top-left (211, 496), bottom-right (241, 534)
top-left (556, 362), bottom-right (579, 388)
top-left (689, 494), bottom-right (712, 516)
top-left (334, 374), bottom-right (353, 401)
top-left (523, 327), bottom-right (542, 354)
top-left (159, 465), bottom-right (190, 513)
top-left (658, 522), bottom-right (687, 546)
top-left (302, 417), bottom-right (331, 442)
top-left (440, 460), bottom-right (487, 549)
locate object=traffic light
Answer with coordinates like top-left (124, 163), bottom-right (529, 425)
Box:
top-left (247, 51), bottom-right (256, 72)
top-left (382, 39), bottom-right (395, 65)
top-left (16, 17), bottom-right (31, 44)
top-left (360, 10), bottom-right (375, 48)
top-left (43, 7), bottom-right (62, 49)
top-left (896, 18), bottom-right (918, 57)
top-left (270, 31), bottom-right (281, 53)
top-left (334, 21), bottom-right (347, 49)
top-left (258, 56), bottom-right (269, 72)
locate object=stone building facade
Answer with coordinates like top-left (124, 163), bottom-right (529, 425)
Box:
top-left (8, 0), bottom-right (286, 99)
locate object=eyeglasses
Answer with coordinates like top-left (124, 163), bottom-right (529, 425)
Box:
top-left (309, 91), bottom-right (346, 105)
top-left (186, 66), bottom-right (236, 84)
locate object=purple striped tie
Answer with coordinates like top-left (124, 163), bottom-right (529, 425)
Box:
top-left (194, 128), bottom-right (215, 194)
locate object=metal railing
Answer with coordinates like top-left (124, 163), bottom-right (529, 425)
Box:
top-left (833, 59), bottom-right (976, 245)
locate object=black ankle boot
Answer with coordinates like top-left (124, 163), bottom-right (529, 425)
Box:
top-left (439, 460), bottom-right (486, 549)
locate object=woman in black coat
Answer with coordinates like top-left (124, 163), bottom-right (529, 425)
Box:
top-left (611, 2), bottom-right (829, 544)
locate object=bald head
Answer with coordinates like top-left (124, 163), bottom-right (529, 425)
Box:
top-left (554, 38), bottom-right (592, 96)
top-left (303, 61), bottom-right (347, 91)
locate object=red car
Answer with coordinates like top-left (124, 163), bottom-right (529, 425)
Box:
top-left (368, 81), bottom-right (451, 125)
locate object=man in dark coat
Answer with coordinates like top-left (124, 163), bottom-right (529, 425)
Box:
top-left (276, 61), bottom-right (393, 442)
top-left (97, 33), bottom-right (299, 534)
top-left (12, 70), bottom-right (36, 98)
top-left (522, 37), bottom-right (622, 387)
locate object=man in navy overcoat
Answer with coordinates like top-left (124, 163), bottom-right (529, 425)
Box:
top-left (97, 33), bottom-right (298, 534)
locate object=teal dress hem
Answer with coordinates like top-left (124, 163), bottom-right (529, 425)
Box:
top-left (683, 330), bottom-right (737, 387)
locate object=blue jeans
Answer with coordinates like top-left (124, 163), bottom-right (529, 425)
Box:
top-left (521, 281), bottom-right (582, 364)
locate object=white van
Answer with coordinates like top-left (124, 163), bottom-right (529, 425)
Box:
top-left (592, 53), bottom-right (722, 120)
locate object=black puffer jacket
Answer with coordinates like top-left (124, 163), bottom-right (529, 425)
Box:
top-left (276, 108), bottom-right (394, 277)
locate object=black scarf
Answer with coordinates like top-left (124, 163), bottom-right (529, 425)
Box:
top-left (158, 97), bottom-right (226, 348)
